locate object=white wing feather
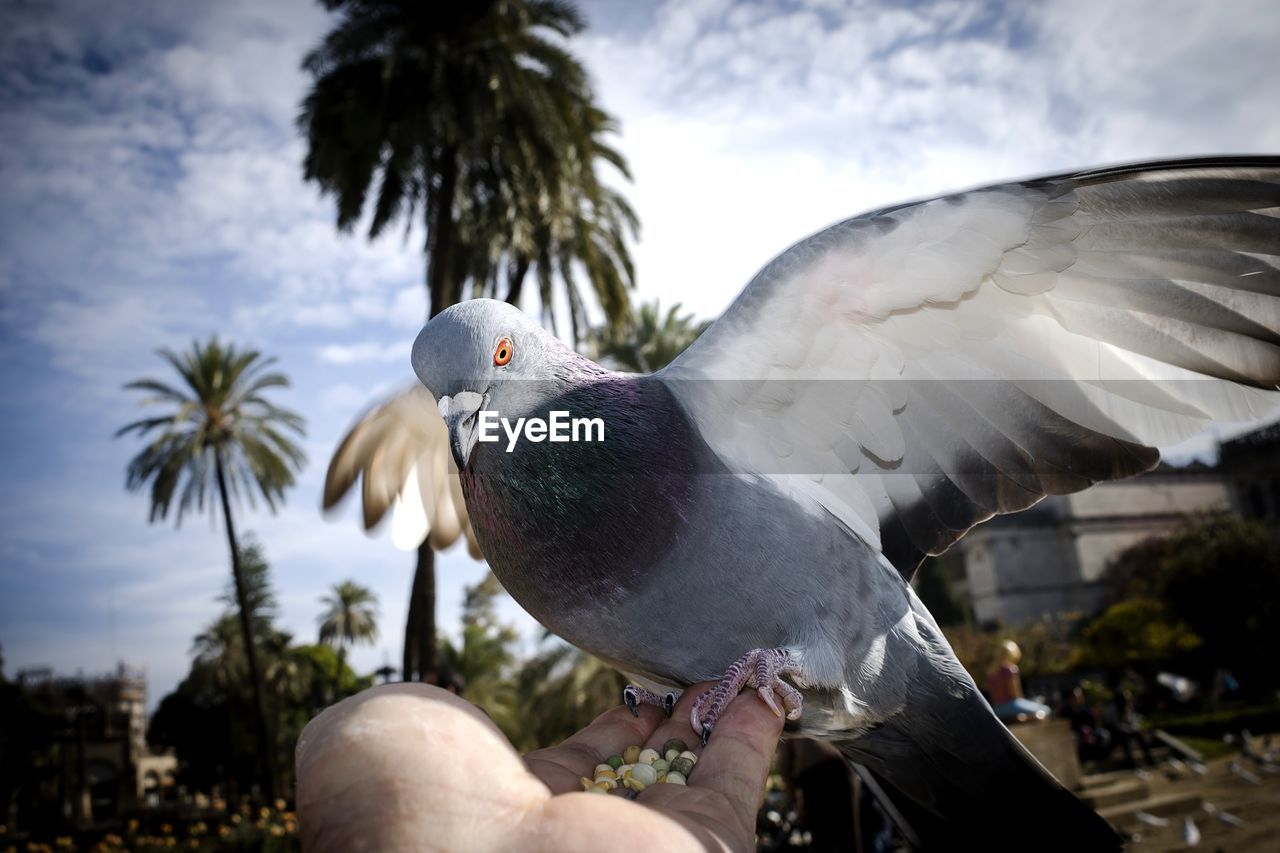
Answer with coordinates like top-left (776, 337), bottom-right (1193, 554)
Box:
top-left (662, 159), bottom-right (1280, 575)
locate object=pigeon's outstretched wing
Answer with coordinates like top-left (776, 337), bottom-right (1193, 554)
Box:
top-left (663, 157), bottom-right (1280, 577)
top-left (324, 385), bottom-right (482, 557)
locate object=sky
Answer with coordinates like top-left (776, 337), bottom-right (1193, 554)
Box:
top-left (1, 0), bottom-right (1278, 709)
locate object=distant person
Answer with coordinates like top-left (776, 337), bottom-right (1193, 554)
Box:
top-left (1060, 687), bottom-right (1107, 763)
top-left (984, 640), bottom-right (1050, 723)
top-left (1103, 688), bottom-right (1155, 767)
top-left (1210, 668), bottom-right (1240, 707)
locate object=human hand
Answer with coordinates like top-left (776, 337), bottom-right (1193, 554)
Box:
top-left (296, 680), bottom-right (785, 851)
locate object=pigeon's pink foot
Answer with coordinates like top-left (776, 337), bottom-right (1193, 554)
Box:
top-left (623, 684), bottom-right (679, 717)
top-left (691, 648), bottom-right (803, 744)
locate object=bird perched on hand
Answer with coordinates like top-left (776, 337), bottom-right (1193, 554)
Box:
top-left (410, 158), bottom-right (1280, 849)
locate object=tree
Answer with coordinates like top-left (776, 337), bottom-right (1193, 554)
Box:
top-left (157, 547), bottom-right (372, 801)
top-left (510, 639), bottom-right (625, 752)
top-left (318, 580), bottom-right (380, 676)
top-left (1105, 514), bottom-right (1280, 692)
top-left (429, 572), bottom-right (625, 749)
top-left (437, 572), bottom-right (520, 733)
top-left (588, 299), bottom-right (710, 373)
top-left (118, 338), bottom-right (305, 802)
top-left (1073, 598), bottom-right (1202, 670)
top-left (300, 0), bottom-right (637, 684)
top-left (221, 537), bottom-right (278, 636)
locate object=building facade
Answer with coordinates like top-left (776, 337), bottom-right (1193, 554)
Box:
top-left (16, 663), bottom-right (177, 824)
top-left (957, 464), bottom-right (1231, 627)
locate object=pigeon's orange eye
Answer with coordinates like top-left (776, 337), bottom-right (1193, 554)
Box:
top-left (493, 337), bottom-right (514, 367)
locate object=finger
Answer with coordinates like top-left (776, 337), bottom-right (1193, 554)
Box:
top-left (525, 701), bottom-right (667, 794)
top-left (683, 688), bottom-right (785, 832)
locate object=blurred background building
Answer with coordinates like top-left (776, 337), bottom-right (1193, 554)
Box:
top-left (15, 663), bottom-right (176, 825)
top-left (954, 423), bottom-right (1280, 627)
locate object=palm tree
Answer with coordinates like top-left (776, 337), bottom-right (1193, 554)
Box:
top-left (511, 637), bottom-right (626, 751)
top-left (301, 0), bottom-right (638, 684)
top-left (318, 581), bottom-right (379, 677)
top-left (118, 338), bottom-right (305, 802)
top-left (221, 537), bottom-right (278, 635)
top-left (589, 299), bottom-right (711, 373)
top-left (436, 572), bottom-right (520, 733)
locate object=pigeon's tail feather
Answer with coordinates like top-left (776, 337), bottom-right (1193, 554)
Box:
top-left (837, 688), bottom-right (1121, 851)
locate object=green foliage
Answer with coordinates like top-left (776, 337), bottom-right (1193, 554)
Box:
top-left (588, 299), bottom-right (711, 373)
top-left (509, 639), bottom-right (625, 752)
top-left (431, 573), bottom-right (625, 751)
top-left (221, 537), bottom-right (278, 634)
top-left (438, 573), bottom-right (520, 734)
top-left (149, 553), bottom-right (371, 798)
top-left (0, 670), bottom-right (62, 830)
top-left (118, 337), bottom-right (306, 524)
top-left (1072, 598), bottom-right (1202, 669)
top-left (1102, 515), bottom-right (1280, 689)
top-left (1146, 702), bottom-right (1280, 739)
top-left (943, 612), bottom-right (1080, 685)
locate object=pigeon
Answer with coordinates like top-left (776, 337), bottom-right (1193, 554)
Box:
top-left (1203, 801), bottom-right (1246, 828)
top-left (410, 158), bottom-right (1280, 848)
top-left (1230, 759), bottom-right (1264, 785)
top-left (1182, 816), bottom-right (1201, 846)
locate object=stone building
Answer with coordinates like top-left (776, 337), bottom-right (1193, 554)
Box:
top-left (948, 420), bottom-right (1280, 627)
top-left (16, 663), bottom-right (177, 824)
top-left (956, 463), bottom-right (1230, 627)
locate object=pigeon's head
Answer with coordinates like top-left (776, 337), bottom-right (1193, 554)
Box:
top-left (411, 298), bottom-right (585, 469)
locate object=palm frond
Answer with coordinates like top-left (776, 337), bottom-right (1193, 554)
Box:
top-left (119, 338), bottom-right (307, 527)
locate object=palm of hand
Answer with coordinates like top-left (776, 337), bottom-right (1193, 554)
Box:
top-left (296, 681), bottom-right (784, 852)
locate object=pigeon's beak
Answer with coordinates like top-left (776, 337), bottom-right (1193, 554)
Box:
top-left (438, 391), bottom-right (485, 470)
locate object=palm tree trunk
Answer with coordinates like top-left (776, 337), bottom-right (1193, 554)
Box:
top-left (214, 451), bottom-right (281, 803)
top-left (402, 544), bottom-right (437, 681)
top-left (402, 574), bottom-right (418, 680)
top-left (406, 146), bottom-right (458, 685)
top-left (505, 255), bottom-right (530, 305)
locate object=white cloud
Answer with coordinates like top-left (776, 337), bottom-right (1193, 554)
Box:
top-left (578, 0), bottom-right (1280, 322)
top-left (316, 341), bottom-right (407, 366)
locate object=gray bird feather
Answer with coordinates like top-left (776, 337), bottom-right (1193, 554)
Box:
top-left (410, 158), bottom-right (1280, 848)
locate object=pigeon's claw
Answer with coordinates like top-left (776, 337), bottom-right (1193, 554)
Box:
top-left (691, 648), bottom-right (803, 741)
top-left (622, 684), bottom-right (679, 718)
